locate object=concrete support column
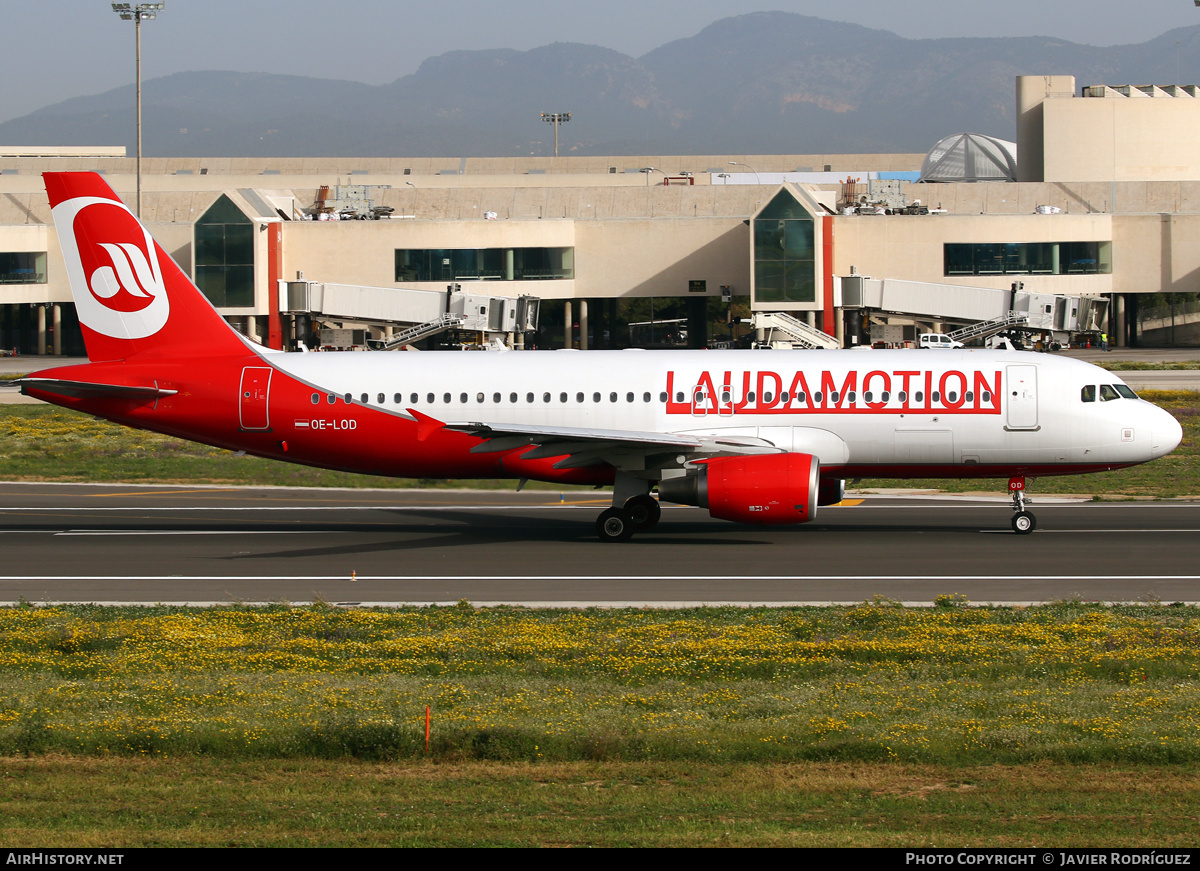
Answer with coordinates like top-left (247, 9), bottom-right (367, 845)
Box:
top-left (1051, 243), bottom-right (1061, 275)
top-left (1115, 294), bottom-right (1126, 348)
top-left (36, 305), bottom-right (46, 355)
top-left (52, 304), bottom-right (61, 356)
top-left (564, 300), bottom-right (573, 349)
top-left (505, 249), bottom-right (515, 281)
top-left (833, 307), bottom-right (845, 348)
top-left (579, 299), bottom-right (589, 351)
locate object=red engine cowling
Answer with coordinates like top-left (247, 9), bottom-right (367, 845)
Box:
top-left (659, 453), bottom-right (819, 525)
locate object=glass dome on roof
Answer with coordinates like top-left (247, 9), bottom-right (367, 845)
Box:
top-left (919, 133), bottom-right (1018, 183)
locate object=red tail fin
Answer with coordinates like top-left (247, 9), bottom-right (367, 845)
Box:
top-left (44, 172), bottom-right (250, 362)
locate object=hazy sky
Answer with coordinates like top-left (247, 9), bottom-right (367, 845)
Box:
top-left (5, 1), bottom-right (1199, 124)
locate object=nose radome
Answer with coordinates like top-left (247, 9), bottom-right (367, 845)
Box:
top-left (1150, 406), bottom-right (1183, 459)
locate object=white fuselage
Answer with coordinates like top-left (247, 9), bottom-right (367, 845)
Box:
top-left (269, 347), bottom-right (1181, 479)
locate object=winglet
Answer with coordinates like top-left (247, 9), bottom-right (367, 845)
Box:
top-left (407, 408), bottom-right (445, 442)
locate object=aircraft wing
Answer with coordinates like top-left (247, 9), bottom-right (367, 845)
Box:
top-left (440, 418), bottom-right (780, 470)
top-left (15, 378), bottom-right (178, 401)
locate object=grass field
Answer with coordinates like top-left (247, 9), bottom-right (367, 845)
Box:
top-left (4, 757), bottom-right (1198, 847)
top-left (2, 601), bottom-right (1199, 845)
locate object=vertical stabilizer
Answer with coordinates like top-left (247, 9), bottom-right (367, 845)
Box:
top-left (44, 172), bottom-right (251, 362)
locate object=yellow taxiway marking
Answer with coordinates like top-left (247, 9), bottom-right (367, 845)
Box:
top-left (87, 489), bottom-right (242, 498)
top-left (835, 499), bottom-right (865, 506)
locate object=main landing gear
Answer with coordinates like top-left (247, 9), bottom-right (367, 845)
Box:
top-left (1009, 476), bottom-right (1037, 534)
top-left (596, 481), bottom-right (661, 543)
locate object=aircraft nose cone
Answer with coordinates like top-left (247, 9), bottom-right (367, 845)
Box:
top-left (1151, 407), bottom-right (1183, 459)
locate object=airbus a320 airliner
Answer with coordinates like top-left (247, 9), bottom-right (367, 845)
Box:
top-left (18, 173), bottom-right (1183, 540)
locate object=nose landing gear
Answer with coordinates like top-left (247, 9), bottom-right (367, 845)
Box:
top-left (1009, 476), bottom-right (1036, 534)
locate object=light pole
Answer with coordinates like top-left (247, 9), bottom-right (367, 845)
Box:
top-left (728, 161), bottom-right (761, 184)
top-left (111, 2), bottom-right (164, 218)
top-left (540, 112), bottom-right (570, 158)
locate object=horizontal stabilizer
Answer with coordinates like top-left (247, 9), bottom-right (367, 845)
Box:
top-left (17, 378), bottom-right (178, 401)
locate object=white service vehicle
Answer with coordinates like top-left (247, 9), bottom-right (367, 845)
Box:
top-left (919, 333), bottom-right (965, 350)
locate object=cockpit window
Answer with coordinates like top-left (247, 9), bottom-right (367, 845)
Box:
top-left (1100, 384), bottom-right (1120, 402)
top-left (1115, 384), bottom-right (1138, 399)
top-left (1081, 385), bottom-right (1096, 402)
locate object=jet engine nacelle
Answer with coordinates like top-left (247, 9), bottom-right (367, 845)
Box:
top-left (817, 478), bottom-right (845, 506)
top-left (658, 452), bottom-right (819, 525)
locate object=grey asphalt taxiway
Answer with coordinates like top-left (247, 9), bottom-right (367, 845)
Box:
top-left (0, 482), bottom-right (1196, 605)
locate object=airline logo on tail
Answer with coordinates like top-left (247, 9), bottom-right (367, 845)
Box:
top-left (53, 195), bottom-right (169, 340)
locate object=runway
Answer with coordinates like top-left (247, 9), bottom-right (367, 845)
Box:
top-left (0, 482), bottom-right (1196, 605)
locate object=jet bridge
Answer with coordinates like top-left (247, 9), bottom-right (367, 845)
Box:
top-left (279, 280), bottom-right (540, 349)
top-left (840, 276), bottom-right (1106, 344)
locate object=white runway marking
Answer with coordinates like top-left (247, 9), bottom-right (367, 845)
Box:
top-left (0, 574), bottom-right (1198, 582)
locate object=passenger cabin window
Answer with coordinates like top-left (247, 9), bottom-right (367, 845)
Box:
top-left (378, 393), bottom-right (385, 404)
top-left (1081, 385), bottom-right (1096, 402)
top-left (643, 392), bottom-right (651, 402)
top-left (311, 393), bottom-right (319, 405)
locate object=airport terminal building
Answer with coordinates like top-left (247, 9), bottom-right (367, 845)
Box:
top-left (3, 74), bottom-right (1200, 356)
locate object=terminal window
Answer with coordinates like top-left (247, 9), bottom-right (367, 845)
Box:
top-left (944, 242), bottom-right (1111, 277)
top-left (753, 189), bottom-right (816, 304)
top-left (395, 247), bottom-right (574, 282)
top-left (195, 194), bottom-right (255, 307)
top-left (0, 252), bottom-right (47, 284)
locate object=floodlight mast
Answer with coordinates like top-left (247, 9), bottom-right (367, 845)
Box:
top-left (111, 3), bottom-right (165, 219)
top-left (540, 112), bottom-right (570, 158)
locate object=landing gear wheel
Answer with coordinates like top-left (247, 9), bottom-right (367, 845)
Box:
top-left (623, 495), bottom-right (661, 532)
top-left (1012, 511), bottom-right (1037, 534)
top-left (597, 507), bottom-right (635, 542)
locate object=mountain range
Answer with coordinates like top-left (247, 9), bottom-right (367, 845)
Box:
top-left (6, 12), bottom-right (1200, 157)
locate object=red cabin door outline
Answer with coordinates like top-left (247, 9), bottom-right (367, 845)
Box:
top-left (239, 367), bottom-right (272, 431)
